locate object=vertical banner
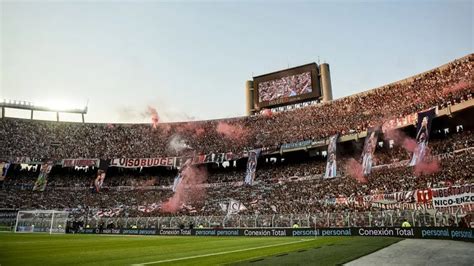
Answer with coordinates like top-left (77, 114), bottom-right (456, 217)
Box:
top-left (409, 108), bottom-right (436, 166)
top-left (324, 134), bottom-right (339, 179)
top-left (173, 158), bottom-right (192, 192)
top-left (172, 174), bottom-right (181, 192)
top-left (94, 160), bottom-right (109, 192)
top-left (361, 128), bottom-right (379, 176)
top-left (244, 149), bottom-right (261, 185)
top-left (33, 161), bottom-right (53, 191)
top-left (0, 162), bottom-right (10, 181)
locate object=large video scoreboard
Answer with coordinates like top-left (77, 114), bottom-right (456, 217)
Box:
top-left (253, 63), bottom-right (320, 109)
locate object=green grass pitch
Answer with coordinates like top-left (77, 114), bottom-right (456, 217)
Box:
top-left (0, 233), bottom-right (400, 265)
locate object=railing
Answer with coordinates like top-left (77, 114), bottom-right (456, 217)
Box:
top-left (79, 209), bottom-right (471, 229)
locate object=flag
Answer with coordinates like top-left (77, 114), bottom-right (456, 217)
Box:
top-left (138, 203), bottom-right (160, 213)
top-left (172, 174), bottom-right (181, 192)
top-left (409, 107), bottom-right (436, 166)
top-left (270, 205), bottom-right (277, 213)
top-left (0, 162), bottom-right (10, 181)
top-left (96, 207), bottom-right (122, 217)
top-left (94, 170), bottom-right (106, 192)
top-left (94, 160), bottom-right (109, 192)
top-left (182, 203), bottom-right (197, 213)
top-left (361, 128), bottom-right (379, 176)
top-left (172, 158), bottom-right (192, 192)
top-left (324, 134), bottom-right (339, 179)
top-left (33, 162), bottom-right (53, 191)
top-left (244, 149), bottom-right (261, 185)
top-left (227, 199), bottom-right (247, 215)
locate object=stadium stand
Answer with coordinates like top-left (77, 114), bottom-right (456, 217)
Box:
top-left (1, 54), bottom-right (473, 230)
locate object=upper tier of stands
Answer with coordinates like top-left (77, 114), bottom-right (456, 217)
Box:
top-left (1, 54), bottom-right (473, 159)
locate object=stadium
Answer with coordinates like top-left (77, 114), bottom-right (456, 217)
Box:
top-left (1, 2), bottom-right (473, 266)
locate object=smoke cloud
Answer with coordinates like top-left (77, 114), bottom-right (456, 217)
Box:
top-left (413, 147), bottom-right (440, 176)
top-left (384, 129), bottom-right (441, 176)
top-left (161, 165), bottom-right (208, 213)
top-left (344, 158), bottom-right (367, 183)
top-left (118, 102), bottom-right (198, 122)
top-left (176, 122), bottom-right (206, 137)
top-left (383, 129), bottom-right (417, 153)
top-left (145, 106), bottom-right (160, 129)
top-left (168, 134), bottom-right (191, 153)
top-left (216, 122), bottom-right (246, 140)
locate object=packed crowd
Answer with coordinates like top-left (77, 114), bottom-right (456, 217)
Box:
top-left (2, 148), bottom-right (472, 218)
top-left (1, 55), bottom-right (472, 160)
top-left (2, 129), bottom-right (473, 219)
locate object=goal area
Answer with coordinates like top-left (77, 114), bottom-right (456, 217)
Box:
top-left (15, 210), bottom-right (69, 234)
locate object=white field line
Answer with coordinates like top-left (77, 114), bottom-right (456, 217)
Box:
top-left (132, 238), bottom-right (315, 265)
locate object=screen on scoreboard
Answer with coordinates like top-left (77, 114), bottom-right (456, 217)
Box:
top-left (253, 63), bottom-right (320, 109)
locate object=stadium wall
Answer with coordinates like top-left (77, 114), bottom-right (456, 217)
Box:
top-left (74, 227), bottom-right (474, 242)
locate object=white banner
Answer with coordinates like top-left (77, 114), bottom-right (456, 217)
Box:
top-left (244, 149), bottom-right (261, 185)
top-left (431, 185), bottom-right (474, 208)
top-left (432, 193), bottom-right (474, 208)
top-left (324, 134), bottom-right (338, 179)
top-left (227, 199), bottom-right (247, 215)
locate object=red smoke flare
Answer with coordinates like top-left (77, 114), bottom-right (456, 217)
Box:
top-left (147, 106), bottom-right (160, 129)
top-left (402, 138), bottom-right (417, 153)
top-left (413, 147), bottom-right (440, 176)
top-left (216, 122), bottom-right (245, 140)
top-left (344, 158), bottom-right (367, 183)
top-left (161, 166), bottom-right (207, 213)
top-left (384, 129), bottom-right (441, 176)
top-left (384, 129), bottom-right (417, 153)
top-left (176, 122), bottom-right (206, 137)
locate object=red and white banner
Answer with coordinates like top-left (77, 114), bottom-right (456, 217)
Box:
top-left (96, 207), bottom-right (122, 217)
top-left (416, 189), bottom-right (433, 203)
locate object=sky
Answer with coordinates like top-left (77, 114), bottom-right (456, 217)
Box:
top-left (0, 0), bottom-right (472, 123)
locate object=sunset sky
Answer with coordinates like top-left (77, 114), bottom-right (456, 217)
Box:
top-left (1, 0), bottom-right (472, 122)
